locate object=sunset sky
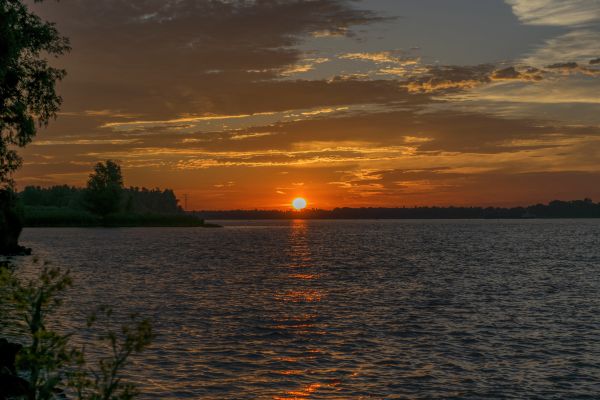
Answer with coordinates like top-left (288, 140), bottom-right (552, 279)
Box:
top-left (18, 0), bottom-right (600, 210)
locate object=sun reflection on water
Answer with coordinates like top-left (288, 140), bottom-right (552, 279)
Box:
top-left (275, 383), bottom-right (323, 400)
top-left (271, 220), bottom-right (331, 399)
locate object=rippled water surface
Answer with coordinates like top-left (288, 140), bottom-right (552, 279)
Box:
top-left (19, 220), bottom-right (600, 399)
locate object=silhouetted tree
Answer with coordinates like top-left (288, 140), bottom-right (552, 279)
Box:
top-left (0, 0), bottom-right (69, 254)
top-left (0, 0), bottom-right (69, 186)
top-left (84, 160), bottom-right (124, 217)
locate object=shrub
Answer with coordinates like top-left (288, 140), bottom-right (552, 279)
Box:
top-left (0, 259), bottom-right (153, 400)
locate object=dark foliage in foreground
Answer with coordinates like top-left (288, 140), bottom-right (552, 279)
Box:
top-left (194, 198), bottom-right (600, 219)
top-left (0, 260), bottom-right (153, 400)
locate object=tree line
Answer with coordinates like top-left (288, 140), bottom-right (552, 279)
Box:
top-left (20, 161), bottom-right (184, 216)
top-left (195, 198), bottom-right (600, 219)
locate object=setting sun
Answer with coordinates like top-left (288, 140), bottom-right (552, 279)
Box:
top-left (292, 197), bottom-right (307, 210)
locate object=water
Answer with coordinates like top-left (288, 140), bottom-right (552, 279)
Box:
top-left (18, 219), bottom-right (600, 399)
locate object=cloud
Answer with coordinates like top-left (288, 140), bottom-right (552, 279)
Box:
top-left (507, 0), bottom-right (600, 85)
top-left (229, 132), bottom-right (276, 141)
top-left (406, 65), bottom-right (495, 92)
top-left (340, 51), bottom-right (411, 64)
top-left (491, 66), bottom-right (543, 81)
top-left (450, 75), bottom-right (600, 106)
top-left (33, 0), bottom-right (384, 118)
top-left (280, 57), bottom-right (330, 76)
top-left (522, 30), bottom-right (600, 67)
top-left (545, 62), bottom-right (600, 76)
top-left (505, 0), bottom-right (600, 27)
top-left (350, 168), bottom-right (600, 206)
top-left (32, 139), bottom-right (139, 146)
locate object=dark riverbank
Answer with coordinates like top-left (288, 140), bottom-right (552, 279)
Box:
top-left (24, 206), bottom-right (220, 228)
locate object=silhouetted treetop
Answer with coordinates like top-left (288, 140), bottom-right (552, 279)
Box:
top-left (84, 160), bottom-right (124, 216)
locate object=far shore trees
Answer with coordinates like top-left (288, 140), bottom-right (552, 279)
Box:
top-left (0, 0), bottom-right (69, 254)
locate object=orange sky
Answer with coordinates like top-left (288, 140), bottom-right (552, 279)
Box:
top-left (15, 0), bottom-right (600, 210)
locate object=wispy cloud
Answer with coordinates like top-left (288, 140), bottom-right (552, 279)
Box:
top-left (340, 51), bottom-right (410, 64)
top-left (506, 0), bottom-right (600, 27)
top-left (522, 30), bottom-right (600, 67)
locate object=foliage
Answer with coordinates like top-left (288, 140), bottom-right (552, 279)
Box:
top-left (11, 262), bottom-right (74, 399)
top-left (20, 185), bottom-right (184, 215)
top-left (124, 187), bottom-right (182, 215)
top-left (68, 309), bottom-right (153, 400)
top-left (21, 185), bottom-right (84, 209)
top-left (83, 161), bottom-right (124, 217)
top-left (0, 0), bottom-right (69, 188)
top-left (0, 260), bottom-right (153, 400)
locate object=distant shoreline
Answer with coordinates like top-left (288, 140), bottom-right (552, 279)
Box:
top-left (198, 217), bottom-right (600, 221)
top-left (193, 199), bottom-right (600, 220)
top-left (21, 199), bottom-right (600, 225)
top-left (208, 217), bottom-right (600, 220)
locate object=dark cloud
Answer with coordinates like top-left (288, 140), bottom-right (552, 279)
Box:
top-left (407, 64), bottom-right (494, 92)
top-left (210, 108), bottom-right (599, 154)
top-left (492, 66), bottom-right (521, 79)
top-left (33, 0), bottom-right (384, 117)
top-left (55, 76), bottom-right (428, 124)
top-left (350, 168), bottom-right (600, 206)
top-left (406, 64), bottom-right (544, 92)
top-left (546, 62), bottom-right (579, 69)
top-left (491, 66), bottom-right (543, 81)
top-left (409, 64), bottom-right (549, 91)
top-left (543, 61), bottom-right (600, 76)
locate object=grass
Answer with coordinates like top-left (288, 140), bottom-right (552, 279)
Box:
top-left (23, 206), bottom-right (219, 227)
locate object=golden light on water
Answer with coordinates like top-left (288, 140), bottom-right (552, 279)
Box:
top-left (292, 197), bottom-right (307, 210)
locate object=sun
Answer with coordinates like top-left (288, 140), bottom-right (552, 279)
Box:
top-left (292, 197), bottom-right (307, 210)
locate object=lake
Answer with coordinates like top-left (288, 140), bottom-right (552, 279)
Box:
top-left (19, 220), bottom-right (600, 399)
